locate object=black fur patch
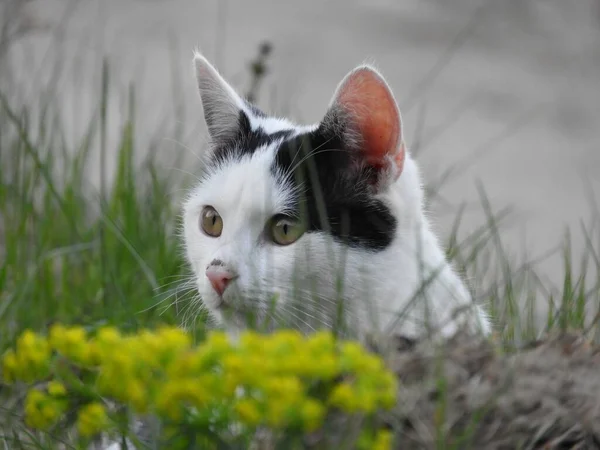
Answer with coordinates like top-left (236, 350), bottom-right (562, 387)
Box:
top-left (210, 110), bottom-right (292, 167)
top-left (271, 121), bottom-right (397, 252)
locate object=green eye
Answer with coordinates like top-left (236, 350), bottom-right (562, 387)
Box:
top-left (269, 216), bottom-right (304, 246)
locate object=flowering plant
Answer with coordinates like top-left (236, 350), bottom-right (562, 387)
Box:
top-left (2, 325), bottom-right (397, 449)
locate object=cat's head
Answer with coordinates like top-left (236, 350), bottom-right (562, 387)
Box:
top-left (182, 52), bottom-right (421, 333)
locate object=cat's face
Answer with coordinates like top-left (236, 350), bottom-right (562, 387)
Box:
top-left (182, 52), bottom-right (407, 333)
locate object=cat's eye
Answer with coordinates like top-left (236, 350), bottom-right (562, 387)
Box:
top-left (269, 215), bottom-right (304, 246)
top-left (200, 206), bottom-right (223, 237)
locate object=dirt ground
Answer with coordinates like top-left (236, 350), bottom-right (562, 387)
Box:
top-left (388, 330), bottom-right (600, 449)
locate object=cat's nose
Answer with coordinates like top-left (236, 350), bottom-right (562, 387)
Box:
top-left (205, 266), bottom-right (237, 296)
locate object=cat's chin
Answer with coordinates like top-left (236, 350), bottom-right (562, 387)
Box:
top-left (211, 305), bottom-right (277, 333)
top-left (201, 291), bottom-right (261, 327)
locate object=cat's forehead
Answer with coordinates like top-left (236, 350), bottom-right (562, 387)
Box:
top-left (208, 110), bottom-right (317, 165)
top-left (194, 113), bottom-right (315, 209)
top-left (194, 147), bottom-right (288, 216)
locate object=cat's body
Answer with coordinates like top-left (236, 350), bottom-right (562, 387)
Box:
top-left (182, 52), bottom-right (491, 341)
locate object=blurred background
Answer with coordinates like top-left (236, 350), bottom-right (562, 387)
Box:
top-left (2, 0), bottom-right (600, 326)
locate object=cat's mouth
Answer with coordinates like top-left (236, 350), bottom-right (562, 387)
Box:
top-left (214, 294), bottom-right (245, 314)
top-left (214, 296), bottom-right (232, 311)
top-left (208, 286), bottom-right (237, 311)
top-left (213, 293), bottom-right (271, 326)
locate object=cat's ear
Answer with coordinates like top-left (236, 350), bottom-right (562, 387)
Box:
top-left (323, 65), bottom-right (405, 184)
top-left (193, 52), bottom-right (245, 145)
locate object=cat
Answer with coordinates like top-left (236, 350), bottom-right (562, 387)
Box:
top-left (100, 50), bottom-right (491, 450)
top-left (182, 51), bottom-right (491, 342)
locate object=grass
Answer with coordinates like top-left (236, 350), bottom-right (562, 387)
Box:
top-left (0, 63), bottom-right (205, 345)
top-left (1, 41), bottom-right (600, 448)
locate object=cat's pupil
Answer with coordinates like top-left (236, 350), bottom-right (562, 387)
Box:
top-left (282, 223), bottom-right (288, 235)
top-left (211, 215), bottom-right (216, 226)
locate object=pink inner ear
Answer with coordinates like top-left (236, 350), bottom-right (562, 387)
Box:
top-left (337, 69), bottom-right (404, 176)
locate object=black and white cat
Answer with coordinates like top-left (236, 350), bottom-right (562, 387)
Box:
top-left (182, 51), bottom-right (491, 341)
top-left (102, 51), bottom-right (491, 450)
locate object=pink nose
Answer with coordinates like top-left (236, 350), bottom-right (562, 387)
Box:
top-left (205, 267), bottom-right (236, 296)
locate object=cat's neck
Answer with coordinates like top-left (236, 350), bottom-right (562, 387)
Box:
top-left (353, 154), bottom-right (490, 339)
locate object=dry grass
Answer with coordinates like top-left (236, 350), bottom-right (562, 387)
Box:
top-left (386, 330), bottom-right (600, 449)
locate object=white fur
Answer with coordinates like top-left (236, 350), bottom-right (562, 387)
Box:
top-left (183, 52), bottom-right (491, 341)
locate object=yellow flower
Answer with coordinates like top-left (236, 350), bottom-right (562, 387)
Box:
top-left (166, 352), bottom-right (199, 378)
top-left (376, 372), bottom-right (398, 409)
top-left (239, 330), bottom-right (264, 352)
top-left (24, 389), bottom-right (64, 430)
top-left (299, 399), bottom-right (325, 432)
top-left (64, 326), bottom-right (86, 347)
top-left (306, 330), bottom-right (336, 353)
top-left (222, 354), bottom-right (244, 373)
top-left (104, 348), bottom-right (135, 376)
top-left (9, 323), bottom-right (399, 445)
top-left (269, 329), bottom-right (303, 352)
top-left (41, 403), bottom-right (60, 421)
top-left (156, 326), bottom-right (192, 353)
top-left (49, 324), bottom-right (67, 349)
top-left (339, 341), bottom-right (379, 373)
top-left (299, 353), bottom-right (339, 379)
top-left (263, 376), bottom-right (303, 405)
top-left (76, 402), bottom-right (109, 438)
top-left (155, 379), bottom-right (209, 421)
top-left (50, 325), bottom-right (91, 365)
top-left (265, 400), bottom-right (288, 428)
top-left (223, 372), bottom-right (241, 397)
top-left (205, 331), bottom-right (231, 354)
top-left (12, 330), bottom-right (51, 382)
top-left (372, 429), bottom-right (393, 450)
top-left (47, 381), bottom-right (67, 397)
top-left (125, 379), bottom-right (148, 413)
top-left (329, 382), bottom-right (359, 413)
top-left (235, 399), bottom-right (262, 426)
top-left (2, 350), bottom-right (18, 383)
top-left (17, 330), bottom-right (40, 352)
top-left (95, 326), bottom-right (121, 346)
top-left (155, 382), bottom-right (183, 421)
top-left (24, 389), bottom-right (47, 428)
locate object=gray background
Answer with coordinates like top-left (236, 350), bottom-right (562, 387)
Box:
top-left (2, 0), bottom-right (600, 291)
